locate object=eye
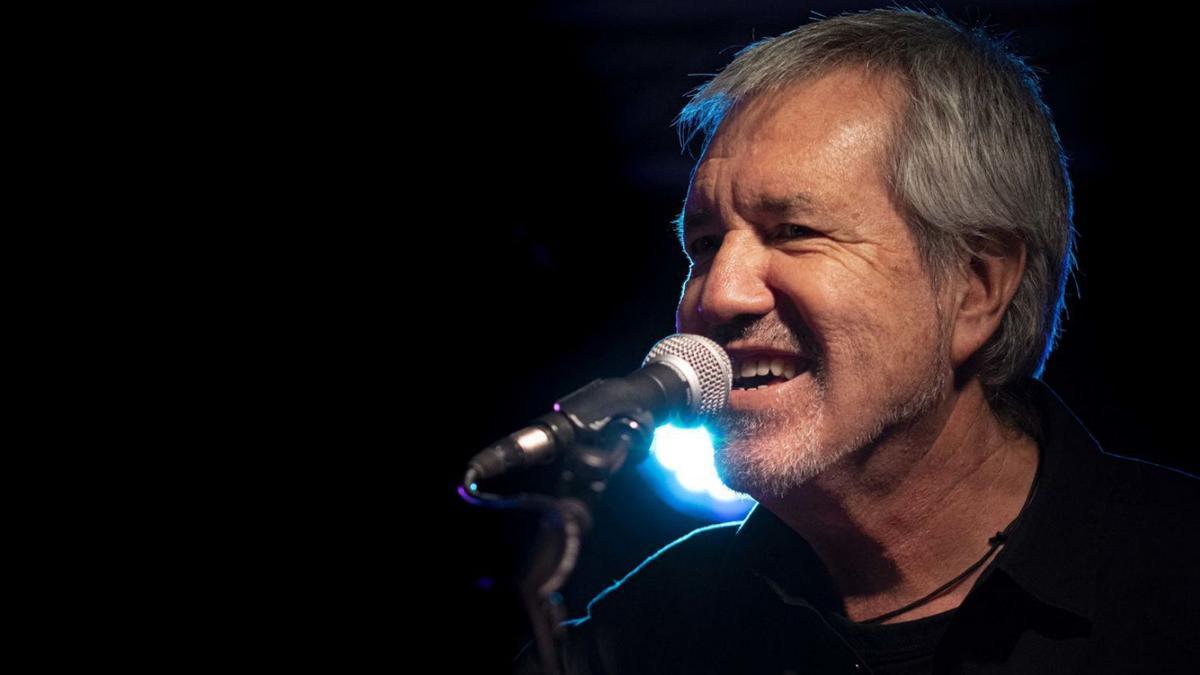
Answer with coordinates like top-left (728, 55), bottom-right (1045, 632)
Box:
top-left (777, 224), bottom-right (815, 239)
top-left (688, 235), bottom-right (721, 258)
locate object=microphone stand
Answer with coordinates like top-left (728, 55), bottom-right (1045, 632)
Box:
top-left (460, 412), bottom-right (654, 675)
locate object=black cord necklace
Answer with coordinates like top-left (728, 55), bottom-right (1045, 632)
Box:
top-left (859, 460), bottom-right (1041, 625)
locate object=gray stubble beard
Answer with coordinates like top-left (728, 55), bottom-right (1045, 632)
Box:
top-left (710, 324), bottom-right (951, 503)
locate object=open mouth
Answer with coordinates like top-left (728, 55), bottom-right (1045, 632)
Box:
top-left (730, 352), bottom-right (811, 391)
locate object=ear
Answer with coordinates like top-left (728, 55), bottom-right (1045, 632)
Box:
top-left (949, 234), bottom-right (1027, 370)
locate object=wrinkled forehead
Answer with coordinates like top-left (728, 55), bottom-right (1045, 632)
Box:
top-left (685, 68), bottom-right (904, 213)
top-left (695, 65), bottom-right (906, 156)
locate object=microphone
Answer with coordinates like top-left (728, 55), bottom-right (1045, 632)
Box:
top-left (467, 334), bottom-right (732, 482)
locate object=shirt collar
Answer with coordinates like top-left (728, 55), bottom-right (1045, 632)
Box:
top-left (987, 376), bottom-right (1110, 620)
top-left (724, 376), bottom-right (1109, 623)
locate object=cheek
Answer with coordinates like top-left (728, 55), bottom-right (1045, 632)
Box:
top-left (830, 287), bottom-right (942, 370)
top-left (813, 256), bottom-right (928, 324)
top-left (790, 276), bottom-right (895, 354)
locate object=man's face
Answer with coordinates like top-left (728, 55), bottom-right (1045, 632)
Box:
top-left (675, 68), bottom-right (955, 501)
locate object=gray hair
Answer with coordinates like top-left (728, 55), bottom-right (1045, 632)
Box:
top-left (675, 8), bottom-right (1077, 436)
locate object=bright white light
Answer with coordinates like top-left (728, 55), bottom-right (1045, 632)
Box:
top-left (650, 424), bottom-right (701, 471)
top-left (676, 463), bottom-right (711, 493)
top-left (644, 424), bottom-right (754, 520)
top-left (707, 483), bottom-right (740, 502)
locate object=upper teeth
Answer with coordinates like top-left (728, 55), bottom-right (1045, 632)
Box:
top-left (735, 356), bottom-right (801, 382)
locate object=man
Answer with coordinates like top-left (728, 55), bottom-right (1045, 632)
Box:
top-left (516, 9), bottom-right (1198, 674)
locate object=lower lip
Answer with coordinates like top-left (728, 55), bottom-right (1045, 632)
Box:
top-left (728, 369), bottom-right (811, 410)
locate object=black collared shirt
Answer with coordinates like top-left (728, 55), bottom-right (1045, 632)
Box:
top-left (515, 378), bottom-right (1199, 674)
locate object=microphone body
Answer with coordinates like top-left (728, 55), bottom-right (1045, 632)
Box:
top-left (468, 334), bottom-right (732, 482)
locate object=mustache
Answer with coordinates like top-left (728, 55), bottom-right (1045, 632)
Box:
top-left (708, 314), bottom-right (819, 360)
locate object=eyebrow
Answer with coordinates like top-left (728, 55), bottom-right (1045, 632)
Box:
top-left (675, 191), bottom-right (822, 245)
top-left (756, 191), bottom-right (817, 215)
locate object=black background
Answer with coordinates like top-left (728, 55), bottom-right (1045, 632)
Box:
top-left (429, 2), bottom-right (1197, 670)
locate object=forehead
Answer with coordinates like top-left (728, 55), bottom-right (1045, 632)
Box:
top-left (686, 67), bottom-right (902, 216)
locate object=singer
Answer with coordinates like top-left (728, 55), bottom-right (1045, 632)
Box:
top-left (517, 8), bottom-right (1198, 674)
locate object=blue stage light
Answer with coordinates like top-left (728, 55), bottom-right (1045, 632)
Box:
top-left (637, 424), bottom-right (755, 522)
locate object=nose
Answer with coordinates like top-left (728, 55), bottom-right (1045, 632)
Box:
top-left (695, 231), bottom-right (774, 326)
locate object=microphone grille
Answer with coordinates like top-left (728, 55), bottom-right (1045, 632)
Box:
top-left (643, 333), bottom-right (732, 421)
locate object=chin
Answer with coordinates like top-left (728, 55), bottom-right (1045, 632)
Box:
top-left (713, 433), bottom-right (827, 503)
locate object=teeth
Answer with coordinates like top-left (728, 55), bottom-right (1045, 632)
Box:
top-left (741, 361), bottom-right (757, 379)
top-left (732, 354), bottom-right (807, 390)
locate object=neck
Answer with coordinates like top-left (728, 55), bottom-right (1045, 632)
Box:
top-left (760, 377), bottom-right (1039, 624)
